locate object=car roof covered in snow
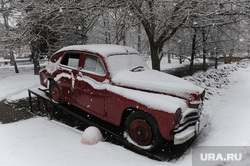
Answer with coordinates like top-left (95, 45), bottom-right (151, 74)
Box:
top-left (54, 44), bottom-right (140, 58)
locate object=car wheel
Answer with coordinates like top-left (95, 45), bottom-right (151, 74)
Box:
top-left (124, 111), bottom-right (163, 151)
top-left (49, 80), bottom-right (61, 103)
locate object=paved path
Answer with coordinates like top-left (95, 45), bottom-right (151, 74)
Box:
top-left (0, 100), bottom-right (32, 124)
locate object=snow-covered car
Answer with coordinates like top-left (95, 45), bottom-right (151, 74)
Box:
top-left (39, 44), bottom-right (208, 150)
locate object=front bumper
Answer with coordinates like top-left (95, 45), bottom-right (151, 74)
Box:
top-left (174, 114), bottom-right (208, 145)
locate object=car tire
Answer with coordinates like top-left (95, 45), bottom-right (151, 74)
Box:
top-left (49, 80), bottom-right (61, 103)
top-left (124, 110), bottom-right (163, 151)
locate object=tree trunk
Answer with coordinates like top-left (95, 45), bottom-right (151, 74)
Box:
top-left (103, 13), bottom-right (110, 44)
top-left (31, 40), bottom-right (41, 75)
top-left (202, 28), bottom-right (207, 71)
top-left (215, 57), bottom-right (218, 69)
top-left (150, 44), bottom-right (161, 71)
top-left (189, 28), bottom-right (197, 75)
top-left (32, 51), bottom-right (40, 75)
top-left (10, 50), bottom-right (19, 73)
top-left (137, 23), bottom-right (142, 53)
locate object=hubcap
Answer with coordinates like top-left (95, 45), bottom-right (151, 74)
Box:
top-left (51, 85), bottom-right (60, 102)
top-left (129, 119), bottom-right (152, 146)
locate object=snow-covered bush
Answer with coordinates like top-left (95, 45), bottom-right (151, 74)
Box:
top-left (184, 59), bottom-right (250, 100)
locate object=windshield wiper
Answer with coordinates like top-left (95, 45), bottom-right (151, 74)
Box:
top-left (131, 66), bottom-right (144, 72)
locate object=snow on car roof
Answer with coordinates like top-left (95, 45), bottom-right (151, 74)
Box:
top-left (54, 44), bottom-right (140, 57)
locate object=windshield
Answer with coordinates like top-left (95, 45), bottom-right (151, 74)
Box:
top-left (107, 54), bottom-right (149, 76)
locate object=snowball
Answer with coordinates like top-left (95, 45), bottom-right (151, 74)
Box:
top-left (81, 126), bottom-right (103, 145)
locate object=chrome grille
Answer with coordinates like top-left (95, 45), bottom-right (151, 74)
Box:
top-left (174, 109), bottom-right (200, 133)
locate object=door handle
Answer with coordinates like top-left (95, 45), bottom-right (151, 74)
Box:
top-left (78, 72), bottom-right (84, 77)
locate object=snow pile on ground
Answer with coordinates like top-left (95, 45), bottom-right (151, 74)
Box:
top-left (81, 126), bottom-right (103, 145)
top-left (184, 59), bottom-right (250, 99)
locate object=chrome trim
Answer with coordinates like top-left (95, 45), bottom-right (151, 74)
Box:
top-left (189, 100), bottom-right (202, 105)
top-left (181, 109), bottom-right (200, 118)
top-left (174, 109), bottom-right (201, 133)
top-left (180, 115), bottom-right (200, 125)
top-left (174, 120), bottom-right (197, 133)
top-left (174, 126), bottom-right (196, 145)
top-left (174, 114), bottom-right (208, 145)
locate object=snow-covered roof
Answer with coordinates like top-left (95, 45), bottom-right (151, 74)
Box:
top-left (54, 44), bottom-right (140, 57)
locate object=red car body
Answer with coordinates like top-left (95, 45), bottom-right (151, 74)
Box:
top-left (40, 44), bottom-right (208, 149)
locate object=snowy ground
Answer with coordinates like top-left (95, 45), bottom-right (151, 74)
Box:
top-left (0, 60), bottom-right (250, 166)
top-left (146, 56), bottom-right (196, 71)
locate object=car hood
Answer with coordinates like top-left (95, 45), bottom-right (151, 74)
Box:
top-left (111, 69), bottom-right (204, 102)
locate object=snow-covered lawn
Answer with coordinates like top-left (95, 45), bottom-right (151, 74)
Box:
top-left (146, 56), bottom-right (192, 71)
top-left (0, 61), bottom-right (250, 166)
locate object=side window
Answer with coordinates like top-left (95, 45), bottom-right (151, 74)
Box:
top-left (83, 55), bottom-right (106, 76)
top-left (68, 54), bottom-right (79, 68)
top-left (61, 53), bottom-right (80, 68)
top-left (61, 54), bottom-right (69, 65)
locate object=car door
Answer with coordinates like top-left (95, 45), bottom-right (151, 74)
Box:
top-left (75, 54), bottom-right (107, 116)
top-left (56, 52), bottom-right (81, 103)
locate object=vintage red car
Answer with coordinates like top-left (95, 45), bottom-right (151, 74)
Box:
top-left (39, 44), bottom-right (208, 150)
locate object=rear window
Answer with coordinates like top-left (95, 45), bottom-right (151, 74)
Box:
top-left (61, 53), bottom-right (80, 68)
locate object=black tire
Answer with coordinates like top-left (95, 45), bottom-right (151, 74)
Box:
top-left (49, 80), bottom-right (61, 103)
top-left (124, 110), bottom-right (163, 151)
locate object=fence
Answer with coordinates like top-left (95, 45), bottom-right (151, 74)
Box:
top-left (0, 59), bottom-right (48, 66)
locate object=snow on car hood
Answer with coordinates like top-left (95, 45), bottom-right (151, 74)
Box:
top-left (77, 75), bottom-right (188, 113)
top-left (111, 69), bottom-right (204, 101)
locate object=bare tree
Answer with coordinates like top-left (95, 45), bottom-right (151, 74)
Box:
top-left (14, 0), bottom-right (101, 75)
top-left (164, 0), bottom-right (250, 74)
top-left (3, 0), bottom-right (249, 75)
top-left (0, 0), bottom-right (19, 73)
top-left (118, 0), bottom-right (204, 70)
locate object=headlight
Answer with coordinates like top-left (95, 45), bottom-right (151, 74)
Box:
top-left (174, 108), bottom-right (182, 129)
top-left (201, 90), bottom-right (205, 101)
